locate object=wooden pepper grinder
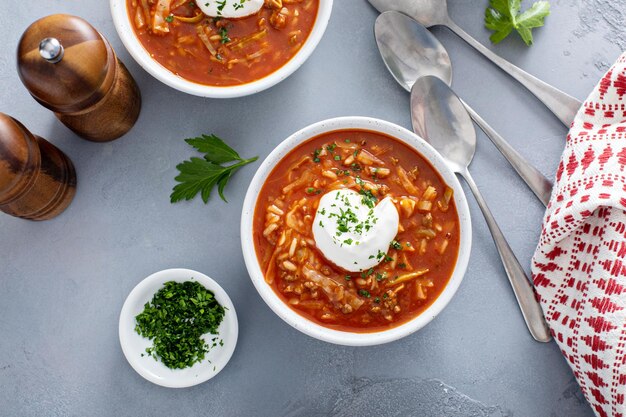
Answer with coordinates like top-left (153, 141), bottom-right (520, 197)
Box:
top-left (0, 113), bottom-right (76, 220)
top-left (17, 14), bottom-right (141, 142)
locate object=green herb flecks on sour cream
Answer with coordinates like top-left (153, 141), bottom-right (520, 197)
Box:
top-left (312, 188), bottom-right (399, 272)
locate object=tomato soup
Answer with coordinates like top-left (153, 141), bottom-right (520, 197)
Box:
top-left (253, 130), bottom-right (461, 332)
top-left (126, 0), bottom-right (319, 86)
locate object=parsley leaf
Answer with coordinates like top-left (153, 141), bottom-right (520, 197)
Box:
top-left (485, 0), bottom-right (550, 46)
top-left (171, 134), bottom-right (258, 203)
top-left (185, 134), bottom-right (242, 164)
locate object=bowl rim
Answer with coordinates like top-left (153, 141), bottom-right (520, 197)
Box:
top-left (241, 116), bottom-right (472, 346)
top-left (119, 268), bottom-right (239, 387)
top-left (109, 0), bottom-right (333, 98)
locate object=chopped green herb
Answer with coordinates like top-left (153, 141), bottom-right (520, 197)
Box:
top-left (334, 155), bottom-right (341, 161)
top-left (313, 148), bottom-right (322, 163)
top-left (165, 14), bottom-right (174, 22)
top-left (358, 289), bottom-right (371, 298)
top-left (219, 27), bottom-right (231, 44)
top-left (390, 240), bottom-right (403, 250)
top-left (376, 249), bottom-right (393, 262)
top-left (359, 188), bottom-right (377, 208)
top-left (134, 281), bottom-right (225, 369)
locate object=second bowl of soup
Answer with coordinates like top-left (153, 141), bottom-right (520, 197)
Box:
top-left (241, 117), bottom-right (472, 346)
top-left (111, 0), bottom-right (332, 97)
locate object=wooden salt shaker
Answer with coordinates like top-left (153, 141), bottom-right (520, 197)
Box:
top-left (17, 14), bottom-right (141, 142)
top-left (0, 113), bottom-right (76, 220)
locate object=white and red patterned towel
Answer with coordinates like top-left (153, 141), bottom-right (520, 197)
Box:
top-left (532, 52), bottom-right (626, 417)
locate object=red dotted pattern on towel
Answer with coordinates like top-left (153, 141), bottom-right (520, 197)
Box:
top-left (532, 53), bottom-right (626, 417)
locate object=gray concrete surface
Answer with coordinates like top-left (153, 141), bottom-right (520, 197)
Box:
top-left (1, 0), bottom-right (622, 416)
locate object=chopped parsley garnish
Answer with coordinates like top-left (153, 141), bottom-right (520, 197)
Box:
top-left (374, 297), bottom-right (380, 303)
top-left (376, 249), bottom-right (393, 262)
top-left (345, 275), bottom-right (352, 281)
top-left (334, 155), bottom-right (341, 161)
top-left (359, 189), bottom-right (377, 208)
top-left (134, 281), bottom-right (225, 369)
top-left (165, 14), bottom-right (174, 22)
top-left (390, 240), bottom-right (403, 250)
top-left (358, 289), bottom-right (371, 298)
top-left (375, 272), bottom-right (386, 282)
top-left (219, 27), bottom-right (231, 44)
top-left (360, 268), bottom-right (374, 278)
top-left (313, 148), bottom-right (322, 163)
top-left (233, 0), bottom-right (249, 10)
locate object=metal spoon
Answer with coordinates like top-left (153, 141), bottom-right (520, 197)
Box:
top-left (367, 0), bottom-right (582, 127)
top-left (375, 11), bottom-right (552, 206)
top-left (411, 75), bottom-right (551, 342)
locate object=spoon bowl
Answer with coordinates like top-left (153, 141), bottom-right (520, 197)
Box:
top-left (374, 11), bottom-right (451, 91)
top-left (410, 76), bottom-right (475, 172)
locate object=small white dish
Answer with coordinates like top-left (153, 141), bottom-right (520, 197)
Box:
top-left (119, 268), bottom-right (238, 388)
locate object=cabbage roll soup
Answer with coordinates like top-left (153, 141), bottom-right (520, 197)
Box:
top-left (126, 0), bottom-right (319, 86)
top-left (253, 130), bottom-right (461, 332)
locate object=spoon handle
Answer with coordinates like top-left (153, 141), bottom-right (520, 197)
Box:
top-left (461, 101), bottom-right (553, 206)
top-left (445, 19), bottom-right (581, 127)
top-left (461, 170), bottom-right (552, 342)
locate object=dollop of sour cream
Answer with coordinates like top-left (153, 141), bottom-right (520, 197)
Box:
top-left (312, 189), bottom-right (400, 272)
top-left (196, 0), bottom-right (263, 19)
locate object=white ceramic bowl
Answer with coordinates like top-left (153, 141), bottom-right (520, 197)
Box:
top-left (241, 117), bottom-right (472, 346)
top-left (119, 268), bottom-right (238, 388)
top-left (110, 0), bottom-right (333, 98)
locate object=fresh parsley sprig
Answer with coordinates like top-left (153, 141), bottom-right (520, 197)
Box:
top-left (485, 0), bottom-right (550, 46)
top-left (171, 134), bottom-right (258, 204)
